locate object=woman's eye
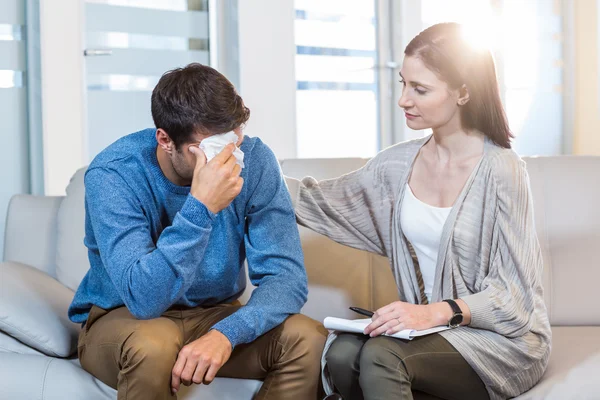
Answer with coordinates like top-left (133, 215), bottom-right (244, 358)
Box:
top-left (415, 87), bottom-right (427, 95)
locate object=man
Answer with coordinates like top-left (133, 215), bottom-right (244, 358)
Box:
top-left (68, 63), bottom-right (327, 400)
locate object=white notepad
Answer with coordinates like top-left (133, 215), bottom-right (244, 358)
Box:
top-left (323, 317), bottom-right (450, 340)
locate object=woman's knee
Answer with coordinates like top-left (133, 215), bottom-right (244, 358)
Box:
top-left (359, 336), bottom-right (409, 381)
top-left (325, 334), bottom-right (366, 374)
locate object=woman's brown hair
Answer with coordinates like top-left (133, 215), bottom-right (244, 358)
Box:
top-left (405, 22), bottom-right (513, 148)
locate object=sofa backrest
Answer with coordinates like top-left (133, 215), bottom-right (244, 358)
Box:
top-left (3, 195), bottom-right (64, 278)
top-left (524, 156), bottom-right (600, 326)
top-left (280, 159), bottom-right (399, 322)
top-left (14, 155), bottom-right (598, 327)
top-left (280, 156), bottom-right (600, 326)
top-left (54, 168), bottom-right (88, 292)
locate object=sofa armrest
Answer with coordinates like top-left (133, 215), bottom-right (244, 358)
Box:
top-left (0, 261), bottom-right (80, 357)
top-left (3, 194), bottom-right (64, 277)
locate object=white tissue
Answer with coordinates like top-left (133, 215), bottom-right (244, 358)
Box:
top-left (199, 131), bottom-right (245, 168)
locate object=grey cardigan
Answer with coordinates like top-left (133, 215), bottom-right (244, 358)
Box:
top-left (288, 135), bottom-right (551, 400)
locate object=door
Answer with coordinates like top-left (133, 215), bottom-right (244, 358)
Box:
top-left (83, 0), bottom-right (211, 160)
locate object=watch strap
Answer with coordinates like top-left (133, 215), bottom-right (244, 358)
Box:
top-left (443, 299), bottom-right (462, 315)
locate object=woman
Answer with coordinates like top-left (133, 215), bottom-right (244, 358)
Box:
top-left (289, 23), bottom-right (551, 400)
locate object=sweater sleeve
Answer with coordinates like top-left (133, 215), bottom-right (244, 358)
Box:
top-left (461, 154), bottom-right (543, 338)
top-left (210, 142), bottom-right (308, 347)
top-left (84, 167), bottom-right (216, 319)
top-left (286, 157), bottom-right (391, 257)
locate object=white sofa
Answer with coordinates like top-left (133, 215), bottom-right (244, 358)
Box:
top-left (1, 156), bottom-right (599, 399)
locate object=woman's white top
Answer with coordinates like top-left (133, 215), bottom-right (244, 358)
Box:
top-left (400, 183), bottom-right (452, 303)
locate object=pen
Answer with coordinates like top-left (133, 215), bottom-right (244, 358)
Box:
top-left (349, 307), bottom-right (374, 318)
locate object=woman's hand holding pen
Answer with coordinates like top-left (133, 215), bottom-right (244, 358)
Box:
top-left (363, 301), bottom-right (449, 337)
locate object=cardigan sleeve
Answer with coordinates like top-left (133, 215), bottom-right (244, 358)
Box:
top-left (286, 156), bottom-right (392, 257)
top-left (461, 153), bottom-right (544, 338)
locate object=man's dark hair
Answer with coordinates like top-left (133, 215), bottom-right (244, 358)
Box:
top-left (151, 63), bottom-right (250, 149)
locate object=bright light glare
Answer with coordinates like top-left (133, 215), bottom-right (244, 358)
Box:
top-left (460, 22), bottom-right (497, 52)
top-left (421, 0), bottom-right (499, 51)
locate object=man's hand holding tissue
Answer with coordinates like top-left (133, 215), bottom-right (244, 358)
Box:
top-left (189, 142), bottom-right (244, 214)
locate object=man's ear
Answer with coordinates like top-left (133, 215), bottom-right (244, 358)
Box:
top-left (156, 128), bottom-right (175, 154)
top-left (457, 84), bottom-right (470, 106)
top-left (233, 127), bottom-right (244, 146)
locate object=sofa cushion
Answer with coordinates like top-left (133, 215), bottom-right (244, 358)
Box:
top-left (3, 194), bottom-right (63, 277)
top-left (55, 167), bottom-right (90, 291)
top-left (0, 261), bottom-right (80, 357)
top-left (544, 351), bottom-right (600, 400)
top-left (0, 331), bottom-right (44, 356)
top-left (515, 326), bottom-right (600, 399)
top-left (0, 353), bottom-right (115, 400)
top-left (0, 352), bottom-right (262, 400)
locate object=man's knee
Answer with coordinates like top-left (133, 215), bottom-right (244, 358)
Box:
top-left (278, 314), bottom-right (328, 360)
top-left (121, 318), bottom-right (183, 378)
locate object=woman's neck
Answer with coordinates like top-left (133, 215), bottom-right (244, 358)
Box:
top-left (428, 126), bottom-right (485, 163)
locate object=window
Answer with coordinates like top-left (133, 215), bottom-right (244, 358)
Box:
top-left (293, 0), bottom-right (565, 158)
top-left (294, 0), bottom-right (379, 158)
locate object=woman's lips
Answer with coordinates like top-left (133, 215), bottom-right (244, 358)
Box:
top-left (405, 112), bottom-right (419, 120)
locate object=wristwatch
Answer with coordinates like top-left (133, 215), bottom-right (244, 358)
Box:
top-left (443, 299), bottom-right (463, 328)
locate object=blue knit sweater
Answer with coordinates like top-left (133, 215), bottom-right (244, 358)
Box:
top-left (68, 129), bottom-right (308, 347)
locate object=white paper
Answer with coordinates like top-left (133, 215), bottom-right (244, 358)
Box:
top-left (323, 317), bottom-right (450, 340)
top-left (199, 131), bottom-right (245, 168)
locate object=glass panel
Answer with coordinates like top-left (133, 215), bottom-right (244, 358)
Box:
top-left (294, 0), bottom-right (379, 158)
top-left (87, 31), bottom-right (208, 51)
top-left (85, 48), bottom-right (208, 76)
top-left (86, 0), bottom-right (207, 11)
top-left (295, 55), bottom-right (375, 83)
top-left (0, 0), bottom-right (25, 25)
top-left (0, 70), bottom-right (23, 88)
top-left (87, 91), bottom-right (154, 156)
top-left (295, 0), bottom-right (375, 18)
top-left (85, 2), bottom-right (209, 38)
top-left (297, 91), bottom-right (378, 158)
top-left (84, 0), bottom-right (211, 160)
top-left (87, 73), bottom-right (159, 91)
top-left (0, 23), bottom-right (23, 40)
top-left (0, 0), bottom-right (29, 262)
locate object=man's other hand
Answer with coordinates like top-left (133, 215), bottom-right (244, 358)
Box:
top-left (171, 329), bottom-right (233, 394)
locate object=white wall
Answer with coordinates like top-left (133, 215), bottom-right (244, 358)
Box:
top-left (574, 0), bottom-right (600, 155)
top-left (39, 0), bottom-right (86, 195)
top-left (237, 0), bottom-right (297, 159)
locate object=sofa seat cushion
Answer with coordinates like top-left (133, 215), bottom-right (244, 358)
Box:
top-left (0, 353), bottom-right (115, 400)
top-left (0, 261), bottom-right (80, 357)
top-left (515, 326), bottom-right (600, 399)
top-left (0, 352), bottom-right (262, 400)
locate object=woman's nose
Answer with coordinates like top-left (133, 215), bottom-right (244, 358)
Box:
top-left (398, 92), bottom-right (412, 109)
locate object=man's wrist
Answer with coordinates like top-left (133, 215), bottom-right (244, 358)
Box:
top-left (209, 328), bottom-right (233, 350)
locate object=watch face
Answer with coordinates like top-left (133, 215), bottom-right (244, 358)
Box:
top-left (450, 314), bottom-right (463, 327)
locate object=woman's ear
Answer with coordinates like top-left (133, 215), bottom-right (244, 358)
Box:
top-left (457, 84), bottom-right (470, 106)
